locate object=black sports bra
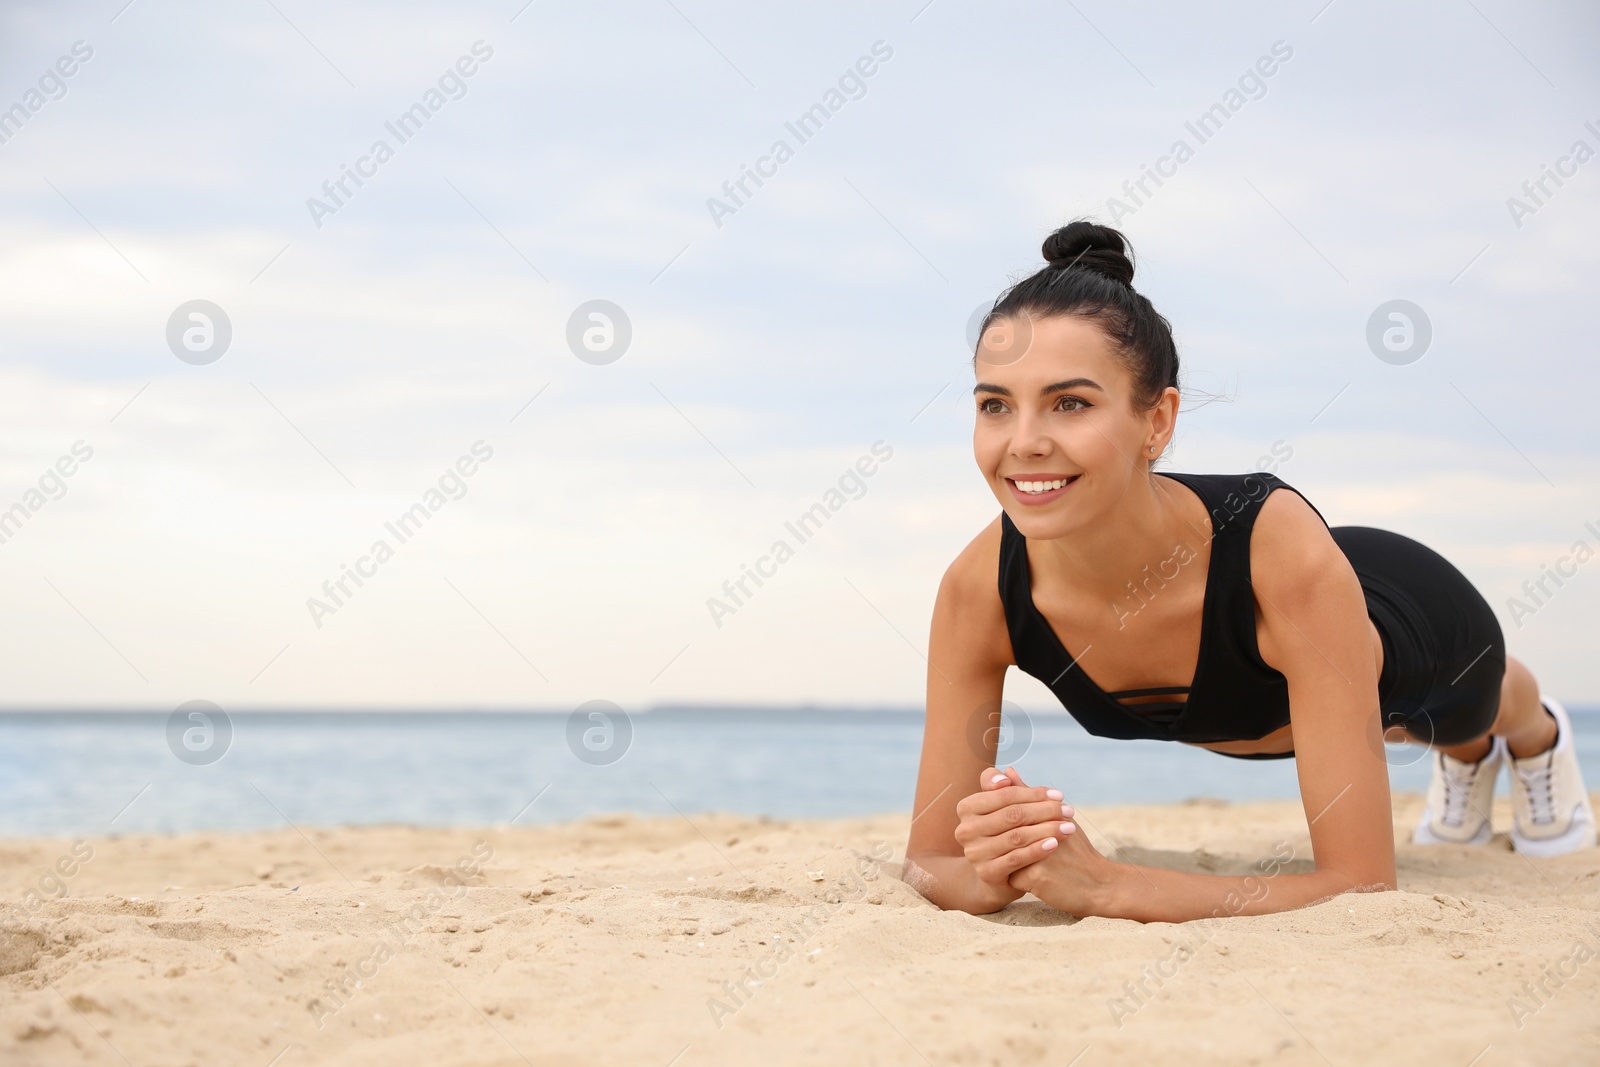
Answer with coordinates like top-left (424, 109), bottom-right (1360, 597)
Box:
top-left (998, 471), bottom-right (1328, 744)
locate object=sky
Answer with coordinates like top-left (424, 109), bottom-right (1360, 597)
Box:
top-left (1, 0), bottom-right (1598, 712)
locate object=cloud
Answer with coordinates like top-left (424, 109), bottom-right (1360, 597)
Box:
top-left (3, 0), bottom-right (1598, 704)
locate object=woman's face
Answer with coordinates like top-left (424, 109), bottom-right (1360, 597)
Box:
top-left (972, 312), bottom-right (1161, 540)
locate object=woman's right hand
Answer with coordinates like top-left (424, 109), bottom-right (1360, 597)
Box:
top-left (952, 766), bottom-right (1077, 891)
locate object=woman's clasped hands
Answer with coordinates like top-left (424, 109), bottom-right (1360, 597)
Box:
top-left (952, 765), bottom-right (1117, 914)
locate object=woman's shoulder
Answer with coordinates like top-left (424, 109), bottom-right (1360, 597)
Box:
top-left (1247, 475), bottom-right (1349, 595)
top-left (939, 513), bottom-right (1006, 599)
top-left (1158, 467), bottom-right (1342, 580)
top-left (932, 515), bottom-right (1014, 665)
top-left (1158, 468), bottom-right (1332, 529)
top-left (1157, 467), bottom-right (1291, 498)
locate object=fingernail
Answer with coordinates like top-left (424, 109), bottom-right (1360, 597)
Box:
top-left (989, 774), bottom-right (1007, 785)
top-left (1046, 789), bottom-right (1063, 800)
top-left (1041, 837), bottom-right (1058, 850)
top-left (1060, 822), bottom-right (1074, 834)
top-left (1061, 804), bottom-right (1074, 817)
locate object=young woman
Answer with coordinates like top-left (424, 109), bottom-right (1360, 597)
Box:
top-left (903, 221), bottom-right (1595, 922)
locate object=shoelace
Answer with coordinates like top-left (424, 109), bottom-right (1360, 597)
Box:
top-left (1440, 757), bottom-right (1479, 827)
top-left (1517, 753), bottom-right (1557, 826)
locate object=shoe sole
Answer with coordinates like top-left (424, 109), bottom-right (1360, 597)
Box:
top-left (1413, 815), bottom-right (1493, 846)
top-left (1511, 806), bottom-right (1597, 857)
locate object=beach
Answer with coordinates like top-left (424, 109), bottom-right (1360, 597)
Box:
top-left (3, 790), bottom-right (1598, 1066)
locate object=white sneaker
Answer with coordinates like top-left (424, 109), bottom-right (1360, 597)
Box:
top-left (1509, 696), bottom-right (1597, 857)
top-left (1413, 734), bottom-right (1506, 845)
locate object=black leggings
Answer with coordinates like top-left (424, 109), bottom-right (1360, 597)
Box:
top-left (1221, 526), bottom-right (1506, 759)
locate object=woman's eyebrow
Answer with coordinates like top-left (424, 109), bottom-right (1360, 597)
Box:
top-left (972, 378), bottom-right (1104, 397)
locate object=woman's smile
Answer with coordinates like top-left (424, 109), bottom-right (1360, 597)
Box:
top-left (1004, 473), bottom-right (1080, 505)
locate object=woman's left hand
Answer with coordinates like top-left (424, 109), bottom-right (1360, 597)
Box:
top-left (986, 768), bottom-right (1119, 916)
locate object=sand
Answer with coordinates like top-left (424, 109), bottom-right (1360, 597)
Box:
top-left (3, 791), bottom-right (1598, 1067)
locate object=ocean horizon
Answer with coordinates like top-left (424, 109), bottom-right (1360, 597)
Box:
top-left (5, 706), bottom-right (1596, 839)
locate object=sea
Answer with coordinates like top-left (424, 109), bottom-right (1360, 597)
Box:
top-left (2, 707), bottom-right (1596, 838)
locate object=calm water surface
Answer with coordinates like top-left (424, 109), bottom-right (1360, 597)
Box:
top-left (3, 708), bottom-right (1595, 837)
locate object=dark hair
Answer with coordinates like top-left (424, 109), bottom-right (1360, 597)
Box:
top-left (977, 220), bottom-right (1179, 412)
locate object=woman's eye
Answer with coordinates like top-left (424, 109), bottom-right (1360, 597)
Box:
top-left (1057, 395), bottom-right (1090, 413)
top-left (979, 398), bottom-right (1007, 415)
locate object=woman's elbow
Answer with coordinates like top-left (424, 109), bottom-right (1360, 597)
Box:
top-left (1314, 862), bottom-right (1397, 901)
top-left (901, 855), bottom-right (1010, 915)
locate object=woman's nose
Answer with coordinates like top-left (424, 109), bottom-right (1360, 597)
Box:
top-left (1009, 411), bottom-right (1051, 457)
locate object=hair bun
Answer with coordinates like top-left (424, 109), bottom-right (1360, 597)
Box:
top-left (1041, 221), bottom-right (1134, 287)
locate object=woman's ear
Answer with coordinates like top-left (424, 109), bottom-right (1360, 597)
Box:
top-left (1145, 385), bottom-right (1180, 457)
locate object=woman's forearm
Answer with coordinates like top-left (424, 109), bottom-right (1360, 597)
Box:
top-left (1069, 861), bottom-right (1383, 924)
top-left (902, 853), bottom-right (1023, 915)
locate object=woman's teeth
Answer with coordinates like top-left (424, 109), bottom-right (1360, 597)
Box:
top-left (1013, 478), bottom-right (1073, 494)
